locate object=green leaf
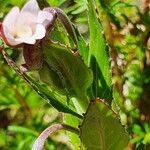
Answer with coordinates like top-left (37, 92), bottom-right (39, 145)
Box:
top-left (80, 99), bottom-right (129, 150)
top-left (24, 74), bottom-right (83, 119)
top-left (8, 125), bottom-right (38, 136)
top-left (97, 0), bottom-right (121, 28)
top-left (88, 0), bottom-right (112, 102)
top-left (71, 0), bottom-right (87, 15)
top-left (47, 0), bottom-right (66, 6)
top-left (41, 42), bottom-right (93, 111)
top-left (2, 49), bottom-right (83, 119)
top-left (64, 114), bottom-right (81, 149)
top-left (75, 28), bottom-right (89, 65)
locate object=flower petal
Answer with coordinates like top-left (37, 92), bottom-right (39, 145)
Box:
top-left (16, 12), bottom-right (37, 29)
top-left (37, 10), bottom-right (54, 28)
top-left (21, 0), bottom-right (40, 16)
top-left (3, 26), bottom-right (22, 46)
top-left (2, 7), bottom-right (21, 46)
top-left (33, 24), bottom-right (46, 39)
top-left (16, 25), bottom-right (33, 38)
top-left (3, 7), bottom-right (20, 29)
top-left (16, 36), bottom-right (36, 44)
top-left (0, 23), bottom-right (2, 38)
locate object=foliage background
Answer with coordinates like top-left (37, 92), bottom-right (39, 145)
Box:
top-left (0, 0), bottom-right (150, 149)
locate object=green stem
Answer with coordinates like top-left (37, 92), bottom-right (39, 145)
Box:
top-left (62, 124), bottom-right (79, 135)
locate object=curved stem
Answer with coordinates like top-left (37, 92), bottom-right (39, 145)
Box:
top-left (32, 124), bottom-right (79, 150)
top-left (42, 7), bottom-right (78, 48)
top-left (54, 7), bottom-right (78, 46)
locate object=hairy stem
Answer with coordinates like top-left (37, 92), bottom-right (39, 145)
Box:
top-left (32, 124), bottom-right (79, 150)
top-left (54, 8), bottom-right (78, 46)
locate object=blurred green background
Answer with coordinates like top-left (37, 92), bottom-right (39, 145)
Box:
top-left (0, 0), bottom-right (150, 149)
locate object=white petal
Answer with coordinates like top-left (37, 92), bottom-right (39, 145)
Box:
top-left (37, 10), bottom-right (54, 27)
top-left (16, 12), bottom-right (37, 28)
top-left (21, 0), bottom-right (40, 16)
top-left (16, 36), bottom-right (36, 44)
top-left (3, 26), bottom-right (22, 46)
top-left (16, 25), bottom-right (33, 38)
top-left (3, 7), bottom-right (20, 29)
top-left (33, 24), bottom-right (46, 39)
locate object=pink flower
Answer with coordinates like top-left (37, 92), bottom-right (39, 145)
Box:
top-left (1, 0), bottom-right (53, 46)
